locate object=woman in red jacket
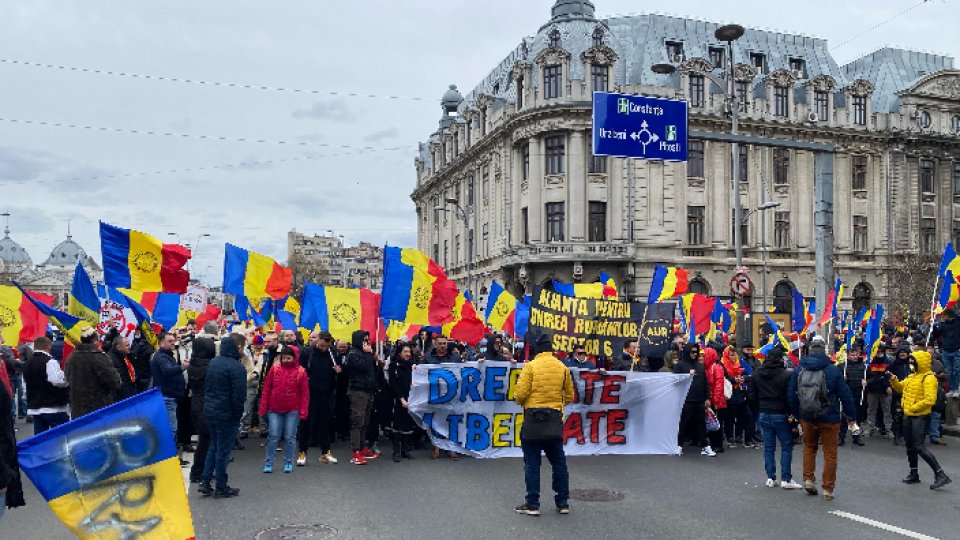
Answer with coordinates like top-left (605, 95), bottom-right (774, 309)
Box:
top-left (259, 346), bottom-right (310, 474)
top-left (703, 347), bottom-right (727, 453)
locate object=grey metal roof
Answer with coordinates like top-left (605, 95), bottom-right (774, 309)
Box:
top-left (0, 230), bottom-right (31, 266)
top-left (842, 47), bottom-right (955, 112)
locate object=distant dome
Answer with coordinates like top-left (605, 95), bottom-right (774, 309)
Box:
top-left (548, 0), bottom-right (596, 25)
top-left (44, 236), bottom-right (86, 266)
top-left (441, 84), bottom-right (463, 110)
top-left (0, 228), bottom-right (32, 268)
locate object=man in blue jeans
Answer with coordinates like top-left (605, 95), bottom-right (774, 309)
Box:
top-left (933, 308), bottom-right (960, 398)
top-left (749, 346), bottom-right (803, 489)
top-left (199, 335), bottom-right (247, 499)
top-left (150, 332), bottom-right (189, 465)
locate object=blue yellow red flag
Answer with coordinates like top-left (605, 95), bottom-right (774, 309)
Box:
top-left (15, 282), bottom-right (86, 344)
top-left (648, 265), bottom-right (689, 304)
top-left (485, 281), bottom-right (517, 335)
top-left (100, 221), bottom-right (191, 294)
top-left (443, 291), bottom-right (485, 346)
top-left (0, 285), bottom-right (52, 345)
top-left (223, 243), bottom-right (292, 300)
top-left (379, 246), bottom-right (458, 326)
top-left (301, 284), bottom-right (381, 342)
top-left (67, 261), bottom-right (101, 329)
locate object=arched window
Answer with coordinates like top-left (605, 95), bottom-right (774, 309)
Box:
top-left (688, 278), bottom-right (711, 296)
top-left (853, 282), bottom-right (872, 314)
top-left (773, 281), bottom-right (793, 314)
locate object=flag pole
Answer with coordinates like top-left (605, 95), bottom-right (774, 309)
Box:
top-left (925, 273), bottom-right (941, 346)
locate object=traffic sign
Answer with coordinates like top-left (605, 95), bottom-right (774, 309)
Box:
top-left (730, 273), bottom-right (752, 296)
top-left (592, 92), bottom-right (689, 161)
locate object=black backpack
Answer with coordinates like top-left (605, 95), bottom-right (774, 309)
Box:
top-left (922, 374), bottom-right (947, 415)
top-left (796, 368), bottom-right (830, 418)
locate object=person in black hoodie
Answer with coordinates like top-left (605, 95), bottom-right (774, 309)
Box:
top-left (345, 330), bottom-right (378, 465)
top-left (187, 333), bottom-right (217, 483)
top-left (674, 342), bottom-right (715, 456)
top-left (865, 343), bottom-right (894, 437)
top-left (107, 337), bottom-right (138, 402)
top-left (749, 346), bottom-right (802, 489)
top-left (388, 342), bottom-right (417, 462)
top-left (837, 342), bottom-right (867, 447)
top-left (199, 335), bottom-right (247, 499)
top-left (298, 331), bottom-right (341, 465)
top-left (130, 330), bottom-right (155, 393)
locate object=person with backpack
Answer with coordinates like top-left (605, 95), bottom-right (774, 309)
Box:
top-left (888, 350), bottom-right (951, 490)
top-left (787, 335), bottom-right (859, 501)
top-left (749, 345), bottom-right (802, 489)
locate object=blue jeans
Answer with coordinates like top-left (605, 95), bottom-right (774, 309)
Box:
top-left (163, 397), bottom-right (178, 437)
top-left (202, 419), bottom-right (239, 490)
top-left (265, 411), bottom-right (300, 467)
top-left (759, 413), bottom-right (794, 482)
top-left (12, 374), bottom-right (26, 418)
top-left (32, 412), bottom-right (70, 435)
top-left (942, 350), bottom-right (960, 393)
top-left (929, 411), bottom-right (942, 442)
top-left (521, 439), bottom-right (569, 509)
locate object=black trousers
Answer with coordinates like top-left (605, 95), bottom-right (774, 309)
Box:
top-left (176, 396), bottom-right (194, 447)
top-left (190, 414), bottom-right (209, 482)
top-left (298, 392), bottom-right (335, 453)
top-left (679, 402), bottom-right (707, 448)
top-left (904, 415), bottom-right (942, 472)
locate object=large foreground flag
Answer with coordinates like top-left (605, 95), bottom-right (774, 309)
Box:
top-left (301, 284), bottom-right (381, 342)
top-left (100, 221), bottom-right (192, 294)
top-left (379, 247), bottom-right (458, 326)
top-left (648, 265), bottom-right (689, 304)
top-left (223, 244), bottom-right (292, 300)
top-left (17, 388), bottom-right (195, 539)
top-left (0, 285), bottom-right (52, 345)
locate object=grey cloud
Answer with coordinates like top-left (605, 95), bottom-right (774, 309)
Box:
top-left (291, 99), bottom-right (356, 123)
top-left (0, 146), bottom-right (113, 193)
top-left (364, 127), bottom-right (399, 143)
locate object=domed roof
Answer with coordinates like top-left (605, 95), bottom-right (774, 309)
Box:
top-left (43, 235), bottom-right (86, 267)
top-left (441, 84), bottom-right (463, 109)
top-left (0, 227), bottom-right (32, 267)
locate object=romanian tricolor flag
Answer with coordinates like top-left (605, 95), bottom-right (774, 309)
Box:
top-left (16, 283), bottom-right (86, 344)
top-left (648, 265), bottom-right (689, 304)
top-left (17, 388), bottom-right (195, 539)
top-left (301, 284), bottom-right (381, 342)
top-left (235, 295), bottom-right (267, 327)
top-left (552, 273), bottom-right (618, 300)
top-left (100, 221), bottom-right (192, 294)
top-left (223, 244), bottom-right (292, 300)
top-left (708, 297), bottom-right (735, 340)
top-left (791, 287), bottom-right (807, 333)
top-left (939, 242), bottom-right (960, 278)
top-left (764, 314), bottom-right (792, 351)
top-left (379, 247), bottom-right (458, 327)
top-left (485, 281), bottom-right (517, 335)
top-left (118, 289), bottom-right (181, 331)
top-left (817, 277), bottom-right (844, 327)
top-left (863, 304), bottom-right (884, 364)
top-left (936, 270), bottom-right (960, 314)
top-left (679, 293), bottom-right (712, 343)
top-left (386, 320), bottom-right (422, 342)
top-left (443, 292), bottom-right (485, 346)
top-left (854, 307), bottom-right (872, 327)
top-left (67, 261), bottom-right (101, 329)
top-left (0, 285), bottom-right (52, 345)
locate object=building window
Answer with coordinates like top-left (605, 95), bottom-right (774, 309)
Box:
top-left (548, 29), bottom-right (561, 48)
top-left (591, 64), bottom-right (609, 93)
top-left (709, 47), bottom-right (725, 68)
top-left (492, 82), bottom-right (500, 95)
top-left (467, 178), bottom-right (475, 206)
top-left (689, 279), bottom-right (710, 294)
top-left (545, 135), bottom-right (565, 174)
top-left (522, 144), bottom-right (530, 180)
top-left (687, 206), bottom-right (705, 245)
top-left (543, 65), bottom-right (562, 99)
top-left (689, 75), bottom-right (705, 107)
top-left (814, 91), bottom-right (829, 121)
top-left (954, 163), bottom-right (960, 199)
top-left (546, 202), bottom-right (565, 241)
top-left (736, 81), bottom-right (749, 106)
top-left (774, 86), bottom-right (789, 118)
top-left (433, 243), bottom-right (439, 262)
top-left (953, 115), bottom-right (960, 134)
top-left (588, 201), bottom-right (606, 242)
top-left (921, 218), bottom-right (936, 253)
top-left (750, 52), bottom-right (767, 73)
top-left (443, 240), bottom-right (448, 266)
top-left (589, 154), bottom-right (607, 174)
top-left (774, 148), bottom-right (790, 185)
top-left (788, 58), bottom-right (806, 78)
top-left (774, 211), bottom-right (790, 248)
top-left (666, 40), bottom-right (684, 62)
top-left (688, 140), bottom-right (704, 177)
top-left (953, 220), bottom-right (960, 249)
top-left (852, 95), bottom-right (867, 126)
top-left (738, 145), bottom-right (748, 183)
top-left (853, 216), bottom-right (867, 251)
top-left (732, 208), bottom-right (749, 247)
top-left (521, 208), bottom-right (529, 244)
top-left (852, 155), bottom-right (867, 190)
top-left (516, 77), bottom-right (524, 109)
top-left (919, 110), bottom-right (932, 129)
top-left (482, 223), bottom-right (489, 257)
top-left (455, 235), bottom-right (461, 264)
top-left (482, 165), bottom-right (490, 200)
top-left (852, 283), bottom-right (872, 314)
top-left (920, 159), bottom-right (935, 193)
top-left (468, 229), bottom-right (474, 261)
top-left (773, 282), bottom-right (794, 314)
top-left (592, 27), bottom-right (604, 47)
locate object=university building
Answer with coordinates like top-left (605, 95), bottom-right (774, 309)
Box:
top-left (412, 0), bottom-right (960, 318)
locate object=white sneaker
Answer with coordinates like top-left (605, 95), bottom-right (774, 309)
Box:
top-left (296, 452), bottom-right (307, 466)
top-left (781, 480), bottom-right (803, 490)
top-left (765, 478), bottom-right (778, 488)
top-left (319, 452), bottom-right (338, 464)
top-left (701, 446), bottom-right (716, 457)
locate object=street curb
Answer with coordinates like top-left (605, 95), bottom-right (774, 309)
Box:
top-left (944, 425), bottom-right (960, 438)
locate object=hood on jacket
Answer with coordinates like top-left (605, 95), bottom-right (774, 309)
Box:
top-left (702, 348), bottom-right (718, 370)
top-left (911, 350), bottom-right (932, 374)
top-left (192, 336), bottom-right (217, 362)
top-left (351, 330), bottom-right (369, 350)
top-left (219, 336), bottom-right (240, 359)
top-left (767, 346), bottom-right (786, 367)
top-left (681, 342), bottom-right (701, 361)
top-left (485, 334), bottom-right (501, 358)
top-left (758, 353), bottom-right (786, 378)
top-left (897, 343), bottom-right (912, 355)
top-left (799, 352), bottom-right (832, 371)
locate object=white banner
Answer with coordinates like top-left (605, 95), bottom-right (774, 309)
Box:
top-left (181, 284), bottom-right (208, 313)
top-left (97, 300), bottom-right (137, 344)
top-left (407, 361), bottom-right (692, 458)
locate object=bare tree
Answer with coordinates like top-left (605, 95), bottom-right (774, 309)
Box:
top-left (287, 253), bottom-right (327, 299)
top-left (887, 252), bottom-right (939, 325)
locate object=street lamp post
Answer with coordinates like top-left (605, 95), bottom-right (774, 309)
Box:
top-left (441, 197), bottom-right (472, 298)
top-left (742, 201), bottom-right (782, 313)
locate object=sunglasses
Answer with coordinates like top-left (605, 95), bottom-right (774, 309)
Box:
top-left (574, 351), bottom-right (586, 356)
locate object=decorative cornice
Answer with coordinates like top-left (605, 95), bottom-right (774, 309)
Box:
top-left (807, 74), bottom-right (837, 93)
top-left (678, 57), bottom-right (714, 74)
top-left (846, 78), bottom-right (875, 97)
top-left (766, 68), bottom-right (798, 88)
top-left (476, 93), bottom-right (494, 110)
top-left (580, 45), bottom-right (618, 67)
top-left (733, 63), bottom-right (757, 83)
top-left (535, 46), bottom-right (572, 67)
top-left (511, 61), bottom-right (532, 81)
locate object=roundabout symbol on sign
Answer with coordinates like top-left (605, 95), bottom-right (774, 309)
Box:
top-left (730, 273), bottom-right (752, 296)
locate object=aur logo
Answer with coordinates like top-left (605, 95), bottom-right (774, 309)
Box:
top-left (617, 97), bottom-right (630, 115)
top-left (332, 303), bottom-right (358, 326)
top-left (132, 251), bottom-right (160, 273)
top-left (0, 305), bottom-right (14, 328)
top-left (412, 286), bottom-right (431, 310)
top-left (495, 302), bottom-right (510, 317)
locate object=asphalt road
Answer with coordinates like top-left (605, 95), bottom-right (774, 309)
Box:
top-left (3, 420), bottom-right (958, 540)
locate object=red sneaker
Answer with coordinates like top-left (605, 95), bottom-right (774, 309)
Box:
top-left (360, 448), bottom-right (379, 460)
top-left (350, 451), bottom-right (367, 465)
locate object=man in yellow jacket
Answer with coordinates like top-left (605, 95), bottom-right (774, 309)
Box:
top-left (888, 350), bottom-right (951, 490)
top-left (514, 334), bottom-right (575, 516)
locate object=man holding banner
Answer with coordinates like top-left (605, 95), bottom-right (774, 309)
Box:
top-left (514, 334), bottom-right (575, 517)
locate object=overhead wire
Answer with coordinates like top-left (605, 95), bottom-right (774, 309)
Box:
top-left (832, 0), bottom-right (931, 50)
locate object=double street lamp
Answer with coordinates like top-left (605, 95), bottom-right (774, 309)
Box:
top-left (435, 197), bottom-right (473, 299)
top-left (743, 201), bottom-right (782, 313)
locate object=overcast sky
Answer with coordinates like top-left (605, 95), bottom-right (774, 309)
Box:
top-left (1, 0), bottom-right (956, 285)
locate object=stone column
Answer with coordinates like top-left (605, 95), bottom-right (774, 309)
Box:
top-left (528, 136), bottom-right (543, 243)
top-left (568, 131), bottom-right (587, 241)
top-left (511, 142), bottom-right (523, 247)
top-left (610, 157), bottom-right (625, 241)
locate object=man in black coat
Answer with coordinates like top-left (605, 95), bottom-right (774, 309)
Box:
top-left (346, 330), bottom-right (378, 465)
top-left (674, 342), bottom-right (714, 456)
top-left (298, 331), bottom-right (340, 465)
top-left (187, 333), bottom-right (217, 483)
top-left (107, 337), bottom-right (138, 402)
top-left (23, 336), bottom-right (69, 434)
top-left (198, 335), bottom-right (246, 499)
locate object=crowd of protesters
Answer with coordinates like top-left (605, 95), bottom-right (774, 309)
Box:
top-left (0, 305), bottom-right (957, 518)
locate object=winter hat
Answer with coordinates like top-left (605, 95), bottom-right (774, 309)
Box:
top-left (80, 325), bottom-right (97, 339)
top-left (809, 335), bottom-right (826, 355)
top-left (534, 333), bottom-right (553, 355)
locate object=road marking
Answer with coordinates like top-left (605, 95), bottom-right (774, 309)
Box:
top-left (829, 511), bottom-right (939, 540)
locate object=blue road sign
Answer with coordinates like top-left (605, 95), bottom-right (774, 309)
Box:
top-left (592, 92), bottom-right (688, 162)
